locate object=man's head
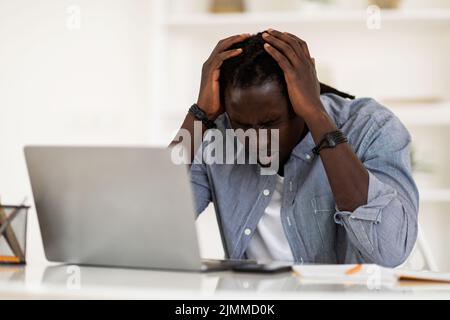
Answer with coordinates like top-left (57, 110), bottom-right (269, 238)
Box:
top-left (219, 33), bottom-right (306, 170)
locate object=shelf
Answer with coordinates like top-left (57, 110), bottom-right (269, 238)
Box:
top-left (165, 9), bottom-right (450, 28)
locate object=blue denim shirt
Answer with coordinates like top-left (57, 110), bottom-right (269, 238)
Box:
top-left (190, 93), bottom-right (419, 267)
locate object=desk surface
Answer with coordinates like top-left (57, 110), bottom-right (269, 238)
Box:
top-left (1, 263), bottom-right (450, 299)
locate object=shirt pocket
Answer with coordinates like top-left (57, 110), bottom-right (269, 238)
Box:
top-left (311, 194), bottom-right (337, 262)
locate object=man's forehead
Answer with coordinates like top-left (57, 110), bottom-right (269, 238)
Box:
top-left (226, 82), bottom-right (282, 101)
top-left (225, 85), bottom-right (287, 118)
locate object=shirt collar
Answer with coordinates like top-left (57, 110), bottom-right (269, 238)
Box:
top-left (291, 130), bottom-right (316, 162)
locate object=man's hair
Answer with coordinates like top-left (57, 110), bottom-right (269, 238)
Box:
top-left (219, 32), bottom-right (355, 106)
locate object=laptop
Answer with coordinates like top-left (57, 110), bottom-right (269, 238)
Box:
top-left (24, 146), bottom-right (259, 272)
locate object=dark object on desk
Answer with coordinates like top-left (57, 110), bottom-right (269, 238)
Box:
top-left (232, 262), bottom-right (293, 274)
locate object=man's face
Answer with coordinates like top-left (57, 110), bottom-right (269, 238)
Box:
top-left (224, 81), bottom-right (305, 170)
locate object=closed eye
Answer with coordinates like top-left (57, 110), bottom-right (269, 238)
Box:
top-left (261, 120), bottom-right (281, 128)
top-left (263, 121), bottom-right (275, 127)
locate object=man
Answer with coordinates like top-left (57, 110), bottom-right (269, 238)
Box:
top-left (170, 30), bottom-right (419, 267)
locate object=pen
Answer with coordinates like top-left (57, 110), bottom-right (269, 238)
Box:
top-left (0, 255), bottom-right (21, 264)
top-left (345, 264), bottom-right (363, 275)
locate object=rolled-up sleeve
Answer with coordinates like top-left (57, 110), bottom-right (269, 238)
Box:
top-left (190, 149), bottom-right (211, 216)
top-left (334, 115), bottom-right (419, 267)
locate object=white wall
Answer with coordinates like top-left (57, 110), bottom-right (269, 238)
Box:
top-left (0, 0), bottom-right (154, 264)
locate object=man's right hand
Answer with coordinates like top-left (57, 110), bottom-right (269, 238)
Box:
top-left (197, 33), bottom-right (250, 120)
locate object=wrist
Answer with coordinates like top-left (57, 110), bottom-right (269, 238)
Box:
top-left (301, 103), bottom-right (328, 124)
top-left (196, 102), bottom-right (219, 120)
top-left (189, 103), bottom-right (218, 129)
top-left (302, 107), bottom-right (339, 147)
top-left (292, 95), bottom-right (324, 120)
top-left (206, 111), bottom-right (220, 121)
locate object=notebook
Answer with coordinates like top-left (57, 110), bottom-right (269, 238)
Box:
top-left (292, 264), bottom-right (450, 285)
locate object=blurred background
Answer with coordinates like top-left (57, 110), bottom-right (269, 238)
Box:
top-left (1, 0), bottom-right (450, 271)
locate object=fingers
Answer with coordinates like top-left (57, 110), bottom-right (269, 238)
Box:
top-left (212, 33), bottom-right (250, 55)
top-left (281, 32), bottom-right (305, 60)
top-left (204, 33), bottom-right (248, 71)
top-left (284, 32), bottom-right (312, 60)
top-left (220, 48), bottom-right (243, 60)
top-left (263, 29), bottom-right (318, 78)
top-left (266, 29), bottom-right (312, 64)
top-left (211, 48), bottom-right (243, 68)
top-left (263, 43), bottom-right (291, 71)
top-left (262, 31), bottom-right (299, 65)
top-left (205, 33), bottom-right (248, 68)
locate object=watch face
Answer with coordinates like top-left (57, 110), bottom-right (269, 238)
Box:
top-left (326, 135), bottom-right (336, 147)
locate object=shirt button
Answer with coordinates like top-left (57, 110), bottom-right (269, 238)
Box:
top-left (244, 228), bottom-right (252, 236)
top-left (305, 154), bottom-right (311, 160)
top-left (263, 189), bottom-right (270, 196)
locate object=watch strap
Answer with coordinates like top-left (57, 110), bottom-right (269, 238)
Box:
top-left (188, 103), bottom-right (217, 129)
top-left (312, 130), bottom-right (348, 155)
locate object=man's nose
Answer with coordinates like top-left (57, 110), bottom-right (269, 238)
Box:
top-left (254, 129), bottom-right (272, 149)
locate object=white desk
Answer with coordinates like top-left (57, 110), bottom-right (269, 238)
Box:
top-left (1, 263), bottom-right (450, 299)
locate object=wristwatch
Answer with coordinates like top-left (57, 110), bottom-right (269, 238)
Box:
top-left (188, 103), bottom-right (217, 129)
top-left (312, 130), bottom-right (348, 155)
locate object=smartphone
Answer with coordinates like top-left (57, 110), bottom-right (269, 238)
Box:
top-left (232, 262), bottom-right (293, 274)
